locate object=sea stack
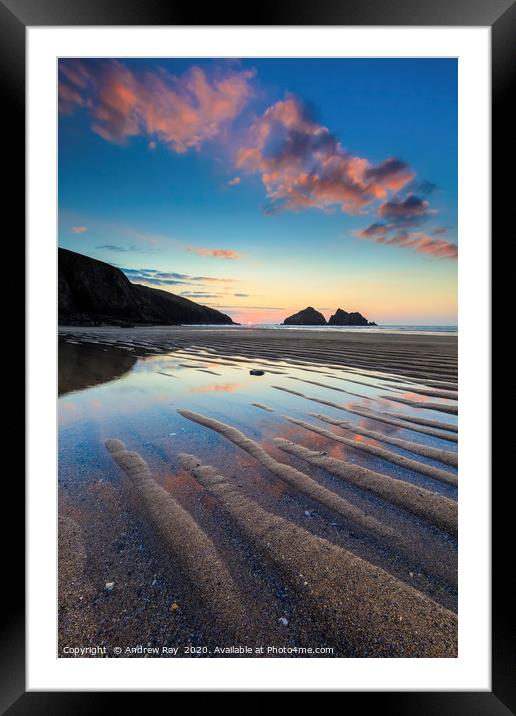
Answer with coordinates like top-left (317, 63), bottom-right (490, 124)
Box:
top-left (283, 307), bottom-right (327, 326)
top-left (328, 308), bottom-right (377, 326)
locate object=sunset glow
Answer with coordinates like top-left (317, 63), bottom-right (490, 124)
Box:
top-left (59, 58), bottom-right (457, 325)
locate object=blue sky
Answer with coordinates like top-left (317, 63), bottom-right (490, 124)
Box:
top-left (58, 58), bottom-right (457, 324)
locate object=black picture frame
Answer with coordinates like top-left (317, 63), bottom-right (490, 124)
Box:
top-left (5, 0), bottom-right (513, 709)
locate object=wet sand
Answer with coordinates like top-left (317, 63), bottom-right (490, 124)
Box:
top-left (59, 326), bottom-right (457, 381)
top-left (58, 326), bottom-right (458, 658)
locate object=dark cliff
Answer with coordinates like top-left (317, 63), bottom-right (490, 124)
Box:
top-left (58, 248), bottom-right (234, 326)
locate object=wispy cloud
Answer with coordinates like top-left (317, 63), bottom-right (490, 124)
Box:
top-left (71, 226), bottom-right (87, 234)
top-left (92, 223), bottom-right (244, 261)
top-left (353, 225), bottom-right (457, 258)
top-left (206, 304), bottom-right (285, 310)
top-left (227, 176), bottom-right (241, 186)
top-left (120, 267), bottom-right (238, 288)
top-left (179, 291), bottom-right (227, 299)
top-left (384, 232), bottom-right (458, 258)
top-left (353, 197), bottom-right (456, 258)
top-left (186, 246), bottom-right (241, 260)
top-left (96, 244), bottom-right (127, 251)
top-left (59, 60), bottom-right (255, 153)
top-left (198, 275), bottom-right (238, 283)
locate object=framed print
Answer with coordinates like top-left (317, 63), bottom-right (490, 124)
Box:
top-left (4, 0), bottom-right (513, 708)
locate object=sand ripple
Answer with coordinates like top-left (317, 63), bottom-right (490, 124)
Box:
top-left (178, 453), bottom-right (457, 658)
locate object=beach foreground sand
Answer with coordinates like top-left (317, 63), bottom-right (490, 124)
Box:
top-left (58, 326), bottom-right (458, 658)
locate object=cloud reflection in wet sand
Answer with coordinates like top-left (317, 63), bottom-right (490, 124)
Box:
top-left (58, 337), bottom-right (458, 655)
top-left (188, 383), bottom-right (242, 394)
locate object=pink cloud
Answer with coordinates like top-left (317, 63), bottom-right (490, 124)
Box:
top-left (199, 276), bottom-right (238, 283)
top-left (59, 60), bottom-right (255, 153)
top-left (233, 94), bottom-right (454, 260)
top-left (71, 226), bottom-right (87, 234)
top-left (235, 96), bottom-right (415, 215)
top-left (58, 82), bottom-right (87, 115)
top-left (391, 233), bottom-right (458, 258)
top-left (60, 64), bottom-right (452, 262)
top-left (354, 225), bottom-right (457, 259)
top-left (186, 246), bottom-right (241, 260)
top-left (353, 222), bottom-right (390, 239)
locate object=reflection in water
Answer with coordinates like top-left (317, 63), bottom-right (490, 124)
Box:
top-left (58, 341), bottom-right (457, 490)
top-left (58, 338), bottom-right (458, 656)
top-left (59, 339), bottom-right (136, 396)
top-left (189, 382), bottom-right (241, 394)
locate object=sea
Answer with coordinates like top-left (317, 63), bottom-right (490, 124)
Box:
top-left (192, 324), bottom-right (458, 336)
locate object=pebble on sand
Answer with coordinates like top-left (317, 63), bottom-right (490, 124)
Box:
top-left (250, 369), bottom-right (265, 376)
top-left (105, 582), bottom-right (115, 591)
top-left (279, 617), bottom-right (289, 626)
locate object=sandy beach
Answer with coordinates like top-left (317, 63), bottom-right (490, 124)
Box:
top-left (58, 326), bottom-right (458, 658)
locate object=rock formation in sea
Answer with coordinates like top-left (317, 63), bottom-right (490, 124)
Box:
top-left (283, 307), bottom-right (327, 326)
top-left (328, 308), bottom-right (377, 326)
top-left (58, 248), bottom-right (234, 326)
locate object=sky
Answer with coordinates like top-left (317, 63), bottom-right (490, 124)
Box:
top-left (58, 58), bottom-right (457, 325)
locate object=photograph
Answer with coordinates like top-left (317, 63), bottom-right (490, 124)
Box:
top-left (57, 56), bottom-right (458, 659)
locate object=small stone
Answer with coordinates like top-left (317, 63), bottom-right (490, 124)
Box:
top-left (304, 511), bottom-right (311, 517)
top-left (170, 602), bottom-right (180, 611)
top-left (279, 617), bottom-right (289, 626)
top-left (105, 582), bottom-right (115, 591)
top-left (409, 571), bottom-right (414, 578)
top-left (250, 369), bottom-right (265, 376)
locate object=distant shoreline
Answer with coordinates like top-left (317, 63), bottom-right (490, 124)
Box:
top-left (238, 324), bottom-right (458, 336)
top-left (59, 323), bottom-right (458, 337)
